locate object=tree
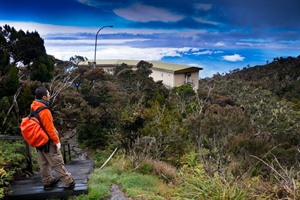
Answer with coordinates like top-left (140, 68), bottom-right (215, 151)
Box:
top-left (0, 25), bottom-right (54, 82)
top-left (0, 65), bottom-right (19, 97)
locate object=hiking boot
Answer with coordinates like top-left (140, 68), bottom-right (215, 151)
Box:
top-left (44, 177), bottom-right (60, 191)
top-left (64, 181), bottom-right (76, 190)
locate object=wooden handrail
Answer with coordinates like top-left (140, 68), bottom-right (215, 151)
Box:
top-left (0, 135), bottom-right (23, 140)
top-left (1, 135), bottom-right (72, 172)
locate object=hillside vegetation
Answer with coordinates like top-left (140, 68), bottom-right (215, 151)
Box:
top-left (0, 25), bottom-right (299, 199)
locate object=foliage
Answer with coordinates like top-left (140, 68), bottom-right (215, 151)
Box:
top-left (205, 78), bottom-right (300, 168)
top-left (0, 140), bottom-right (37, 198)
top-left (0, 65), bottom-right (19, 97)
top-left (0, 25), bottom-right (55, 82)
top-left (29, 55), bottom-right (55, 82)
top-left (77, 123), bottom-right (110, 149)
top-left (135, 158), bottom-right (178, 183)
top-left (0, 168), bottom-right (9, 200)
top-left (177, 163), bottom-right (246, 200)
top-left (172, 84), bottom-right (195, 97)
top-left (0, 141), bottom-right (29, 175)
top-left (139, 101), bottom-right (190, 165)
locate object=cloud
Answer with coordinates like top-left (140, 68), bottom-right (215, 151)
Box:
top-left (100, 46), bottom-right (183, 60)
top-left (193, 17), bottom-right (219, 26)
top-left (0, 21), bottom-right (98, 35)
top-left (222, 54), bottom-right (245, 62)
top-left (74, 0), bottom-right (125, 8)
top-left (214, 42), bottom-right (225, 47)
top-left (45, 39), bottom-right (149, 46)
top-left (44, 36), bottom-right (192, 61)
top-left (192, 50), bottom-right (223, 55)
top-left (194, 3), bottom-right (212, 11)
top-left (114, 3), bottom-right (184, 22)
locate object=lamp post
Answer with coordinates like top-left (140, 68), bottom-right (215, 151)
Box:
top-left (94, 25), bottom-right (113, 68)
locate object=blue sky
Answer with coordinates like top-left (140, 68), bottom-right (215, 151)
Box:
top-left (1, 0), bottom-right (299, 77)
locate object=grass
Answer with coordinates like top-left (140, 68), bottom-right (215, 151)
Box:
top-left (117, 172), bottom-right (160, 197)
top-left (72, 155), bottom-right (176, 200)
top-left (70, 151), bottom-right (299, 200)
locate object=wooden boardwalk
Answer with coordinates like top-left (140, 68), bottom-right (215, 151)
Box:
top-left (6, 159), bottom-right (94, 200)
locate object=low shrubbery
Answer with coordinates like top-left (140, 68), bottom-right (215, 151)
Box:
top-left (73, 151), bottom-right (300, 200)
top-left (0, 140), bottom-right (38, 199)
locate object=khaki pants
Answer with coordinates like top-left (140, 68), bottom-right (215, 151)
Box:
top-left (37, 141), bottom-right (74, 187)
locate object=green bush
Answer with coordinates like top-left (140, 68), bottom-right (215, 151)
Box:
top-left (0, 168), bottom-right (10, 200)
top-left (172, 84), bottom-right (195, 97)
top-left (177, 163), bottom-right (246, 200)
top-left (0, 140), bottom-right (35, 199)
top-left (77, 124), bottom-right (109, 149)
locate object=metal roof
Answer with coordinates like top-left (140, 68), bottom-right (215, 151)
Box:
top-left (80, 59), bottom-right (203, 72)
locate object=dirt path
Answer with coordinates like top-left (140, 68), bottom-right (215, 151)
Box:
top-left (63, 129), bottom-right (130, 200)
top-left (109, 184), bottom-right (130, 200)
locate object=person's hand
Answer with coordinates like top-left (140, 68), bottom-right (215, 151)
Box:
top-left (56, 142), bottom-right (61, 151)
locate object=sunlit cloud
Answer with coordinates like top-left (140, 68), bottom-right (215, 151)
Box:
top-left (194, 3), bottom-right (212, 11)
top-left (215, 42), bottom-right (225, 46)
top-left (193, 17), bottom-right (219, 26)
top-left (101, 46), bottom-right (183, 60)
top-left (45, 39), bottom-right (149, 46)
top-left (45, 40), bottom-right (191, 62)
top-left (0, 21), bottom-right (185, 37)
top-left (74, 0), bottom-right (125, 8)
top-left (114, 3), bottom-right (184, 22)
top-left (0, 21), bottom-right (98, 35)
top-left (176, 47), bottom-right (196, 53)
top-left (222, 54), bottom-right (245, 62)
top-left (193, 50), bottom-right (223, 55)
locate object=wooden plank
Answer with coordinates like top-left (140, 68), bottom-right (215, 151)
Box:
top-left (8, 184), bottom-right (88, 200)
top-left (6, 160), bottom-right (94, 200)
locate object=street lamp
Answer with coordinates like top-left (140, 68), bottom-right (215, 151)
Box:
top-left (94, 25), bottom-right (113, 68)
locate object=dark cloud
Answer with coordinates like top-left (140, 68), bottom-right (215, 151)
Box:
top-left (218, 0), bottom-right (300, 29)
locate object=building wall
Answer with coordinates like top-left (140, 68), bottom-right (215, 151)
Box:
top-left (174, 71), bottom-right (199, 90)
top-left (150, 69), bottom-right (175, 89)
top-left (174, 73), bottom-right (185, 87)
top-left (190, 71), bottom-right (199, 90)
top-left (151, 69), bottom-right (199, 90)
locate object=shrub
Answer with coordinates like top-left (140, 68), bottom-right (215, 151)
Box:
top-left (136, 159), bottom-right (178, 183)
top-left (0, 168), bottom-right (10, 200)
top-left (0, 140), bottom-right (35, 199)
top-left (176, 163), bottom-right (246, 200)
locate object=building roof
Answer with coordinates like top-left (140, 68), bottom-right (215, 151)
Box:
top-left (80, 59), bottom-right (203, 73)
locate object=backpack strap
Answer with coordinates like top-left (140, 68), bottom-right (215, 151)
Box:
top-left (30, 106), bottom-right (49, 119)
top-left (31, 105), bottom-right (50, 132)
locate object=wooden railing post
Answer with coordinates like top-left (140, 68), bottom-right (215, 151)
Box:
top-left (25, 142), bottom-right (33, 173)
top-left (62, 142), bottom-right (71, 164)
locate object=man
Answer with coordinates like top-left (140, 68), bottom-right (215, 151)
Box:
top-left (31, 87), bottom-right (75, 190)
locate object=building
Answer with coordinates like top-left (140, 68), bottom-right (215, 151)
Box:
top-left (81, 59), bottom-right (203, 90)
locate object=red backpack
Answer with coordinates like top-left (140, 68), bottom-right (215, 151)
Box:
top-left (20, 106), bottom-right (50, 147)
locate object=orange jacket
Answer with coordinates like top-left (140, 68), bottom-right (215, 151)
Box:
top-left (31, 100), bottom-right (60, 145)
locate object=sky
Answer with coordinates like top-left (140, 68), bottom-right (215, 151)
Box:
top-left (0, 0), bottom-right (300, 77)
